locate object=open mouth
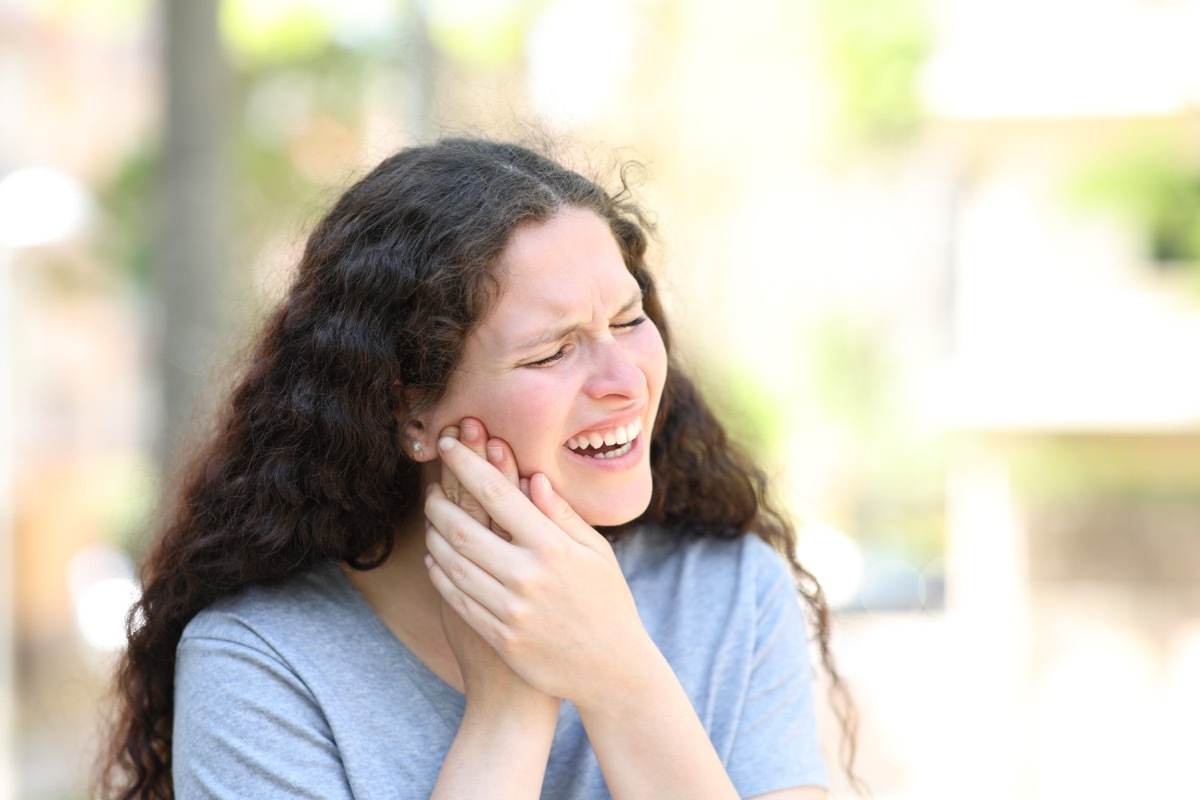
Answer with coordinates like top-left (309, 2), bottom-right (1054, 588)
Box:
top-left (565, 417), bottom-right (642, 460)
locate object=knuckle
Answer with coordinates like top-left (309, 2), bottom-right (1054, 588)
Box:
top-left (510, 563), bottom-right (549, 602)
top-left (447, 520), bottom-right (472, 550)
top-left (554, 496), bottom-right (577, 522)
top-left (448, 558), bottom-right (470, 584)
top-left (503, 597), bottom-right (531, 629)
top-left (457, 492), bottom-right (483, 513)
top-left (493, 625), bottom-right (518, 654)
top-left (507, 562), bottom-right (535, 594)
top-left (479, 475), bottom-right (510, 504)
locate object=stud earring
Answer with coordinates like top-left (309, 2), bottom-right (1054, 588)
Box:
top-left (411, 441), bottom-right (423, 455)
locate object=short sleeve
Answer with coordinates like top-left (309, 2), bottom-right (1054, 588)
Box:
top-left (726, 539), bottom-right (829, 796)
top-left (173, 614), bottom-right (356, 800)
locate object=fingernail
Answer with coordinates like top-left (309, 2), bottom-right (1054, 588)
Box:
top-left (486, 441), bottom-right (502, 464)
top-left (462, 419), bottom-right (479, 441)
top-left (423, 554), bottom-right (433, 569)
top-left (423, 516), bottom-right (431, 530)
top-left (438, 436), bottom-right (456, 453)
top-left (440, 425), bottom-right (460, 440)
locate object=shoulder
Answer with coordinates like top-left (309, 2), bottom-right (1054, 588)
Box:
top-left (615, 528), bottom-right (798, 635)
top-left (173, 564), bottom-right (369, 798)
top-left (616, 528), bottom-right (794, 596)
top-left (180, 561), bottom-right (374, 666)
top-left (184, 562), bottom-right (346, 630)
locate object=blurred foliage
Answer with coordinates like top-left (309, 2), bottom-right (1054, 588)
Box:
top-left (97, 35), bottom-right (377, 295)
top-left (809, 314), bottom-right (895, 435)
top-left (695, 362), bottom-right (789, 463)
top-left (1069, 139), bottom-right (1200, 270)
top-left (96, 146), bottom-right (156, 287)
top-left (221, 0), bottom-right (405, 66)
top-left (816, 0), bottom-right (932, 147)
top-left (806, 315), bottom-right (945, 562)
top-left (32, 0), bottom-right (149, 37)
top-left (223, 0), bottom-right (356, 64)
top-left (99, 456), bottom-right (160, 554)
top-left (425, 0), bottom-right (541, 68)
top-left (694, 321), bottom-right (945, 563)
top-left (233, 43), bottom-right (374, 240)
top-left (1008, 434), bottom-right (1200, 503)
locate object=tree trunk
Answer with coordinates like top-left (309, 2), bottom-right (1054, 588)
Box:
top-left (154, 0), bottom-right (230, 473)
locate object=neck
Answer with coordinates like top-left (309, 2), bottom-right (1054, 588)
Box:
top-left (343, 503), bottom-right (441, 630)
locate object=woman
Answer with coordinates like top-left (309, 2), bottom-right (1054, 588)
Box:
top-left (101, 138), bottom-right (854, 798)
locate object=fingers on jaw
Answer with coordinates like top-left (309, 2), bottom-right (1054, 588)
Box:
top-left (485, 438), bottom-right (520, 485)
top-left (440, 422), bottom-right (492, 522)
top-left (529, 473), bottom-right (560, 516)
top-left (458, 417), bottom-right (489, 455)
top-left (485, 442), bottom-right (520, 539)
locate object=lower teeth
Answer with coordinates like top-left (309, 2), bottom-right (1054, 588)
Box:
top-left (583, 441), bottom-right (633, 459)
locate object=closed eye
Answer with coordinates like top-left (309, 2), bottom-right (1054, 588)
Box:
top-left (523, 316), bottom-right (645, 368)
top-left (526, 347), bottom-right (568, 367)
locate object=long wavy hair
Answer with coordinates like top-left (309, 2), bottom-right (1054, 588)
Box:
top-left (99, 137), bottom-right (858, 798)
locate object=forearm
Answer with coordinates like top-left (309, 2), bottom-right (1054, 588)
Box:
top-left (577, 641), bottom-right (740, 800)
top-left (431, 701), bottom-right (559, 800)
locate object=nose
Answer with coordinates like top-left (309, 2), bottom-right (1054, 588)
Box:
top-left (583, 337), bottom-right (644, 400)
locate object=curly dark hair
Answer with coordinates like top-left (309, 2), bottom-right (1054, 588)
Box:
top-left (98, 137), bottom-right (858, 799)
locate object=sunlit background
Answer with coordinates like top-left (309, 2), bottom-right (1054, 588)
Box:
top-left (3, 0), bottom-right (1200, 797)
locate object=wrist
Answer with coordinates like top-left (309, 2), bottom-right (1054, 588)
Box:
top-left (435, 693), bottom-right (560, 799)
top-left (572, 632), bottom-right (674, 722)
top-left (462, 687), bottom-right (561, 736)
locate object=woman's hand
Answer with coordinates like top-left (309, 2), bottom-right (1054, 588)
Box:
top-left (432, 419), bottom-right (561, 721)
top-left (428, 426), bottom-right (744, 800)
top-left (424, 432), bottom-right (658, 713)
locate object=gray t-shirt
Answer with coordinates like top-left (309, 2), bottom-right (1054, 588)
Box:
top-left (173, 528), bottom-right (829, 798)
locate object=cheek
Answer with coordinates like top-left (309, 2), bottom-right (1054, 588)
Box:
top-left (469, 380), bottom-right (570, 469)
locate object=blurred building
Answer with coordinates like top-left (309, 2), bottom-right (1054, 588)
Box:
top-left (824, 1), bottom-right (1200, 797)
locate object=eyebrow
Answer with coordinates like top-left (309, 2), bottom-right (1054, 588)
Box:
top-left (512, 289), bottom-right (645, 353)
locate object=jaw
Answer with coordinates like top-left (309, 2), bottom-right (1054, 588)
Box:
top-left (553, 455), bottom-right (654, 527)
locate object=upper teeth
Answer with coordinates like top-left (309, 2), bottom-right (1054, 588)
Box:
top-left (567, 417), bottom-right (642, 451)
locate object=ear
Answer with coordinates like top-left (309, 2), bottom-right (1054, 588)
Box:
top-left (401, 416), bottom-right (438, 462)
top-left (396, 381), bottom-right (438, 462)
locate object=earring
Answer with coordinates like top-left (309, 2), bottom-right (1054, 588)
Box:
top-left (411, 441), bottom-right (423, 455)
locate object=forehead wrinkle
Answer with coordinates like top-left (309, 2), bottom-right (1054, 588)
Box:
top-left (492, 285), bottom-right (643, 356)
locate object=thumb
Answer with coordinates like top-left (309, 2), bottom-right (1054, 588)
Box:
top-left (529, 473), bottom-right (612, 557)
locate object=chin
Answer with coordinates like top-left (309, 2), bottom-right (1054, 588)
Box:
top-left (572, 484), bottom-right (653, 528)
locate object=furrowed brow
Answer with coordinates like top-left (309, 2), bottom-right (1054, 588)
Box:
top-left (513, 289), bottom-right (644, 353)
top-left (613, 289), bottom-right (644, 318)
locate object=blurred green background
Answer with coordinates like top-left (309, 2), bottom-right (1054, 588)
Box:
top-left (3, 0), bottom-right (1200, 797)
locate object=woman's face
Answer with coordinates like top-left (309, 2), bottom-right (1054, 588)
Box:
top-left (420, 207), bottom-right (668, 526)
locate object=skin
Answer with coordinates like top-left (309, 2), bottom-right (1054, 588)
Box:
top-left (347, 209), bottom-right (827, 799)
top-left (414, 207), bottom-right (665, 527)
